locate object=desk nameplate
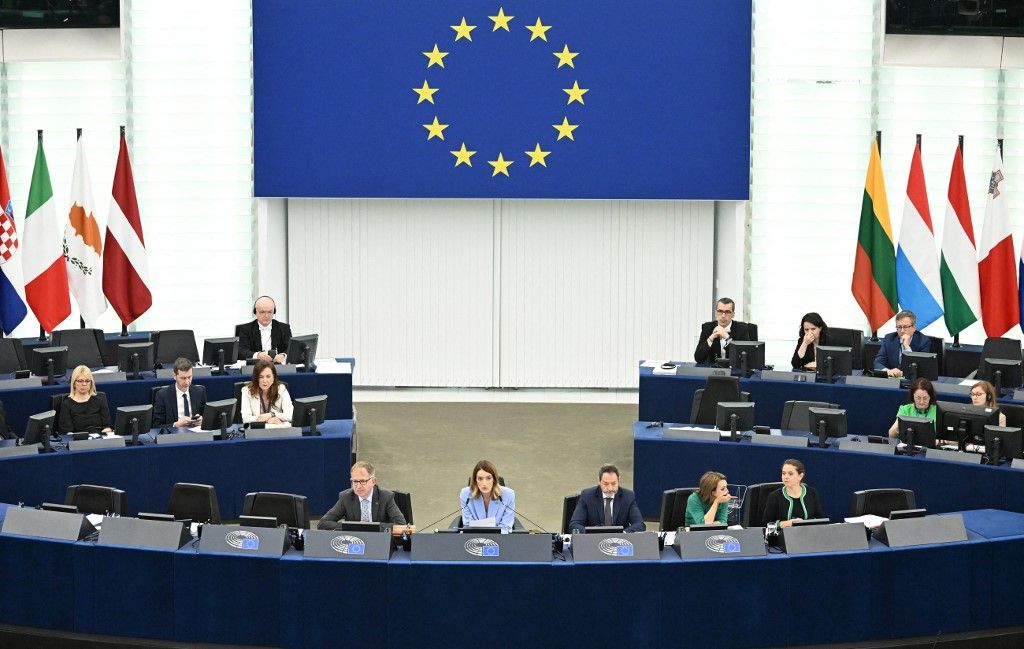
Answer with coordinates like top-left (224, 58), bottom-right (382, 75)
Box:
top-left (925, 447), bottom-right (982, 464)
top-left (0, 443), bottom-right (41, 458)
top-left (843, 375), bottom-right (900, 389)
top-left (0, 377), bottom-right (43, 390)
top-left (1, 507), bottom-right (96, 541)
top-left (877, 514), bottom-right (967, 548)
top-left (571, 532), bottom-right (660, 562)
top-left (198, 524), bottom-right (289, 556)
top-left (92, 371), bottom-right (128, 383)
top-left (99, 516), bottom-right (191, 550)
top-left (934, 383), bottom-right (974, 397)
top-left (781, 522), bottom-right (868, 555)
top-left (411, 531), bottom-right (552, 562)
top-left (676, 527), bottom-right (766, 559)
top-left (155, 432), bottom-right (215, 445)
top-left (303, 529), bottom-right (392, 560)
top-left (750, 434), bottom-right (808, 448)
top-left (839, 439), bottom-right (896, 455)
top-left (246, 427), bottom-right (302, 440)
top-left (68, 437), bottom-right (126, 451)
top-left (759, 370), bottom-right (813, 383)
top-left (674, 366), bottom-right (730, 378)
top-left (664, 427), bottom-right (720, 442)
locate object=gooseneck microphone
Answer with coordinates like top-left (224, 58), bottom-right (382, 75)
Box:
top-left (495, 494), bottom-right (550, 534)
top-left (413, 504), bottom-right (469, 534)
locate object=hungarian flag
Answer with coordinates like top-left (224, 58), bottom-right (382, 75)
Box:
top-left (65, 134), bottom-right (107, 326)
top-left (979, 145), bottom-right (1018, 337)
top-left (895, 140), bottom-right (943, 330)
top-left (23, 134), bottom-right (71, 333)
top-left (852, 138), bottom-right (898, 331)
top-left (103, 130), bottom-right (151, 325)
top-left (939, 144), bottom-right (980, 337)
top-left (0, 143), bottom-right (28, 335)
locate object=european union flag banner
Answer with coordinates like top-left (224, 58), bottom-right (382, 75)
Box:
top-left (254, 1), bottom-right (751, 199)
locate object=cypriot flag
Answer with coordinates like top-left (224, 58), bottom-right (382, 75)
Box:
top-left (64, 134), bottom-right (107, 326)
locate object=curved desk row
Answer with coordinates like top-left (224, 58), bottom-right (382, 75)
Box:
top-left (0, 505), bottom-right (1021, 648)
top-left (0, 420), bottom-right (352, 517)
top-left (633, 421), bottom-right (1024, 519)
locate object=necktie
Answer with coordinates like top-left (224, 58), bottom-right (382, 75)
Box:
top-left (182, 393), bottom-right (190, 418)
top-left (360, 499), bottom-right (371, 522)
top-left (603, 497), bottom-right (613, 526)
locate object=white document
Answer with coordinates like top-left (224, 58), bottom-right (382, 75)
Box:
top-left (640, 360), bottom-right (665, 368)
top-left (466, 517), bottom-right (496, 527)
top-left (312, 359), bottom-right (352, 374)
top-left (844, 514), bottom-right (887, 529)
top-left (86, 514), bottom-right (104, 527)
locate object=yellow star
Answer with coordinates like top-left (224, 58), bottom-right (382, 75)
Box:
top-left (563, 80), bottom-right (589, 105)
top-left (525, 18), bottom-right (552, 42)
top-left (552, 117), bottom-right (578, 141)
top-left (413, 80), bottom-right (439, 105)
top-left (525, 143), bottom-right (551, 167)
top-left (423, 116), bottom-right (449, 141)
top-left (450, 142), bottom-right (476, 167)
top-left (553, 44), bottom-right (579, 69)
top-left (423, 44), bottom-right (449, 68)
top-left (489, 7), bottom-right (514, 31)
top-left (488, 153), bottom-right (514, 177)
top-left (451, 17), bottom-right (477, 42)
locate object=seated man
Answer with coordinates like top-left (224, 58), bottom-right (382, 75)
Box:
top-left (152, 357), bottom-right (207, 428)
top-left (318, 461), bottom-right (409, 531)
top-left (873, 310), bottom-right (930, 377)
top-left (693, 297), bottom-right (752, 364)
top-left (569, 464), bottom-right (645, 533)
top-left (236, 295), bottom-right (292, 363)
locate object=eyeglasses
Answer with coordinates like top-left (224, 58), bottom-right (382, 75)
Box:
top-left (74, 379), bottom-right (92, 384)
top-left (970, 391), bottom-right (986, 398)
top-left (715, 309), bottom-right (734, 315)
top-left (894, 324), bottom-right (914, 331)
top-left (351, 478), bottom-right (373, 486)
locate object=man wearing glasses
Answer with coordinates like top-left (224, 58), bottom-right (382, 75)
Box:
top-left (317, 460), bottom-right (408, 530)
top-left (235, 295), bottom-right (292, 363)
top-left (693, 297), bottom-right (752, 364)
top-left (873, 310), bottom-right (930, 377)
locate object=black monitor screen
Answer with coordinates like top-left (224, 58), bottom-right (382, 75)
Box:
top-left (815, 346), bottom-right (853, 382)
top-left (340, 521), bottom-right (383, 533)
top-left (889, 508), bottom-right (927, 520)
top-left (983, 425), bottom-right (1023, 466)
top-left (900, 351), bottom-right (939, 382)
top-left (808, 407), bottom-right (846, 443)
top-left (936, 401), bottom-right (1000, 450)
top-left (29, 346), bottom-right (68, 383)
top-left (114, 404), bottom-right (153, 444)
top-left (23, 409), bottom-right (56, 447)
top-left (200, 399), bottom-right (237, 433)
top-left (790, 518), bottom-right (830, 527)
top-left (715, 401), bottom-right (754, 435)
top-left (980, 358), bottom-right (1024, 392)
top-left (897, 415), bottom-right (937, 448)
top-left (202, 338), bottom-right (239, 369)
top-left (728, 340), bottom-right (765, 377)
top-left (117, 342), bottom-right (154, 378)
top-left (292, 394), bottom-right (328, 435)
top-left (463, 526), bottom-right (502, 534)
top-left (239, 515), bottom-right (278, 528)
top-left (286, 334), bottom-right (319, 370)
top-left (584, 525), bottom-right (624, 534)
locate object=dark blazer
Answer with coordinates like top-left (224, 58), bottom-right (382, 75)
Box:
top-left (693, 320), bottom-right (753, 364)
top-left (152, 384), bottom-right (208, 427)
top-left (235, 319), bottom-right (292, 360)
top-left (791, 331), bottom-right (829, 369)
top-left (569, 485), bottom-right (646, 533)
top-left (56, 394), bottom-right (110, 433)
top-left (873, 331), bottom-right (930, 370)
top-left (761, 485), bottom-right (824, 525)
top-left (317, 485), bottom-right (406, 529)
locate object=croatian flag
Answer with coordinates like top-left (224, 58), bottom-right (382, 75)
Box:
top-left (0, 143), bottom-right (27, 335)
top-left (895, 140), bottom-right (943, 330)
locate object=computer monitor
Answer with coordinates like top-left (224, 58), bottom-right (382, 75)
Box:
top-left (980, 358), bottom-right (1024, 394)
top-left (900, 351), bottom-right (939, 383)
top-left (29, 346), bottom-right (68, 385)
top-left (292, 394), bottom-right (328, 436)
top-left (896, 415), bottom-right (937, 449)
top-left (715, 401), bottom-right (755, 441)
top-left (114, 404), bottom-right (153, 446)
top-left (340, 521), bottom-right (383, 533)
top-left (287, 334), bottom-right (319, 373)
top-left (238, 515), bottom-right (279, 528)
top-left (807, 407), bottom-right (846, 447)
top-left (983, 425), bottom-right (1023, 466)
top-left (815, 346), bottom-right (853, 383)
top-left (462, 526), bottom-right (503, 534)
top-left (199, 398), bottom-right (237, 438)
top-left (23, 410), bottom-right (56, 452)
top-left (202, 337), bottom-right (238, 375)
top-left (138, 512), bottom-right (177, 523)
top-left (687, 522), bottom-right (728, 532)
top-left (728, 340), bottom-right (765, 378)
top-left (584, 525), bottom-right (624, 534)
top-left (889, 508), bottom-right (927, 520)
top-left (117, 342), bottom-right (154, 380)
top-left (790, 518), bottom-right (830, 527)
top-left (936, 400), bottom-right (1000, 451)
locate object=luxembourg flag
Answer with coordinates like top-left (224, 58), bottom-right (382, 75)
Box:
top-left (979, 145), bottom-right (1018, 337)
top-left (895, 140), bottom-right (943, 330)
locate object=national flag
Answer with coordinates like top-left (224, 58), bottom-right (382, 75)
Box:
top-left (22, 134), bottom-right (71, 333)
top-left (895, 140), bottom-right (943, 330)
top-left (64, 134), bottom-right (107, 326)
top-left (852, 138), bottom-right (898, 331)
top-left (103, 130), bottom-right (151, 325)
top-left (939, 144), bottom-right (981, 336)
top-left (979, 145), bottom-right (1018, 337)
top-left (0, 144), bottom-right (28, 335)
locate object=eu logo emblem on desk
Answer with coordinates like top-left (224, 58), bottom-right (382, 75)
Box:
top-left (598, 537), bottom-right (635, 557)
top-left (330, 535), bottom-right (367, 555)
top-left (482, 545), bottom-right (500, 557)
top-left (225, 530), bottom-right (261, 551)
top-left (706, 534), bottom-right (741, 554)
top-left (465, 537), bottom-right (501, 557)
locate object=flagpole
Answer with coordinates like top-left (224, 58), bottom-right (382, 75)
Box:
top-left (119, 125), bottom-right (129, 338)
top-left (869, 129), bottom-right (883, 343)
top-left (952, 134), bottom-right (965, 348)
top-left (36, 130), bottom-right (48, 342)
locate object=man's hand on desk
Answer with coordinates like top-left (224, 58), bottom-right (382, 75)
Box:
top-left (174, 415), bottom-right (202, 427)
top-left (392, 524), bottom-right (415, 536)
top-left (886, 368), bottom-right (903, 378)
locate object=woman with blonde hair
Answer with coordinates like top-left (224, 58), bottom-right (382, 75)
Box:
top-left (57, 365), bottom-right (111, 433)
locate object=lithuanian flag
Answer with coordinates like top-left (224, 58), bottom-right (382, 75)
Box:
top-left (852, 139), bottom-right (898, 331)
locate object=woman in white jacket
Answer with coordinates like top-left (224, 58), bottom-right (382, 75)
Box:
top-left (241, 359), bottom-right (293, 424)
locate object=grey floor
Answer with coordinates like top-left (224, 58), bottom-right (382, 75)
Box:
top-left (347, 402), bottom-right (639, 532)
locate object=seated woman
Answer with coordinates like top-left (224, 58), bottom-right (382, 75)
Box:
top-left (240, 360), bottom-right (294, 424)
top-left (791, 312), bottom-right (828, 370)
top-left (761, 459), bottom-right (824, 528)
top-left (684, 471), bottom-right (732, 527)
top-left (459, 459), bottom-right (515, 532)
top-left (888, 377), bottom-right (937, 440)
top-left (57, 365), bottom-right (112, 433)
top-left (971, 380), bottom-right (1007, 427)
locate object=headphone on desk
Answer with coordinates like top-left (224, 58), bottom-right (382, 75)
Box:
top-left (253, 296), bottom-right (276, 316)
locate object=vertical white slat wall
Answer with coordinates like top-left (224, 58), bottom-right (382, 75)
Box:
top-left (287, 199), bottom-right (713, 388)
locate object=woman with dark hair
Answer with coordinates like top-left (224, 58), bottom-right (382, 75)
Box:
top-left (791, 312), bottom-right (828, 370)
top-left (459, 459), bottom-right (515, 532)
top-left (762, 459), bottom-right (824, 528)
top-left (684, 471), bottom-right (732, 526)
top-left (240, 359), bottom-right (293, 424)
top-left (888, 377), bottom-right (937, 439)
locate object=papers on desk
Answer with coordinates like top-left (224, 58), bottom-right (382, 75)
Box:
top-left (640, 360), bottom-right (665, 368)
top-left (466, 517), bottom-right (496, 528)
top-left (845, 514), bottom-right (887, 529)
top-left (86, 513), bottom-right (104, 527)
top-left (313, 358), bottom-right (351, 374)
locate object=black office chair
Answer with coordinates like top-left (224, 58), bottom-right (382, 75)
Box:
top-left (690, 375), bottom-right (749, 425)
top-left (393, 490), bottom-right (413, 525)
top-left (780, 400), bottom-right (840, 432)
top-left (746, 322), bottom-right (758, 341)
top-left (150, 385), bottom-right (163, 406)
top-left (0, 337), bottom-right (28, 373)
top-left (65, 484), bottom-right (127, 516)
top-left (561, 493), bottom-right (581, 534)
top-left (741, 482), bottom-right (783, 528)
top-left (971, 337), bottom-right (1023, 379)
top-left (151, 330), bottom-right (200, 366)
top-left (849, 488), bottom-right (917, 518)
top-left (50, 328), bottom-right (105, 368)
top-left (241, 491), bottom-right (310, 529)
top-left (168, 483), bottom-right (221, 524)
top-left (827, 327), bottom-right (865, 370)
top-left (927, 336), bottom-right (946, 376)
top-left (659, 487), bottom-right (697, 531)
top-left (1000, 403), bottom-right (1024, 430)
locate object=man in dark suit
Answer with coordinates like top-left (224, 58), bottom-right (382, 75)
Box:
top-left (318, 460), bottom-right (408, 530)
top-left (569, 464), bottom-right (645, 533)
top-left (235, 295), bottom-right (292, 362)
top-left (874, 309), bottom-right (931, 377)
top-left (693, 297), bottom-right (752, 364)
top-left (152, 357), bottom-right (208, 427)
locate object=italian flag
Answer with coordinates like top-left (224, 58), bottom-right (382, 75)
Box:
top-left (852, 138), bottom-right (898, 331)
top-left (22, 133), bottom-right (70, 333)
top-left (940, 143), bottom-right (980, 337)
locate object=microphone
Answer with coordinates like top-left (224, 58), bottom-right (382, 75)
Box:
top-left (413, 504), bottom-right (468, 534)
top-left (495, 494), bottom-right (550, 534)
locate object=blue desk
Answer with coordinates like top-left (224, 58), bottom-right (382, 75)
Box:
top-left (0, 504), bottom-right (1021, 648)
top-left (0, 420), bottom-right (351, 517)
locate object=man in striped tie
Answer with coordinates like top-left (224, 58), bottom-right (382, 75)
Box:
top-left (317, 461), bottom-right (408, 530)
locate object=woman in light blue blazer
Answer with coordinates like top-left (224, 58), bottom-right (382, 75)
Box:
top-left (459, 459), bottom-right (515, 532)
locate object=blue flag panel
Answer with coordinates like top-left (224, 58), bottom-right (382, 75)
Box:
top-left (254, 0), bottom-right (751, 199)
